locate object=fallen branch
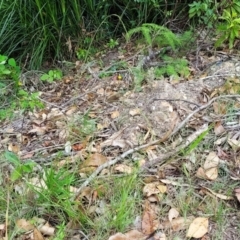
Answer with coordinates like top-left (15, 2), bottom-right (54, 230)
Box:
top-left (74, 94), bottom-right (240, 199)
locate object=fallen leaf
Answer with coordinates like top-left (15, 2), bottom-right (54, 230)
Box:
top-left (160, 217), bottom-right (193, 231)
top-left (186, 217), bottom-right (208, 238)
top-left (129, 108), bottom-right (141, 116)
top-left (16, 219), bottom-right (35, 231)
top-left (168, 208), bottom-right (179, 222)
top-left (114, 164), bottom-right (132, 174)
top-left (142, 200), bottom-right (158, 235)
top-left (203, 152), bottom-right (219, 169)
top-left (8, 143), bottom-right (20, 154)
top-left (157, 184), bottom-right (167, 193)
top-left (108, 230), bottom-right (145, 240)
top-left (39, 222), bottom-right (55, 236)
top-left (33, 228), bottom-right (45, 240)
top-left (214, 122), bottom-right (225, 135)
top-left (204, 167), bottom-right (218, 180)
top-left (234, 188), bottom-right (240, 202)
top-left (81, 153), bottom-right (107, 168)
top-left (228, 138), bottom-right (240, 151)
top-left (143, 182), bottom-right (161, 197)
top-left (111, 111), bottom-right (120, 119)
top-left (66, 105), bottom-right (77, 115)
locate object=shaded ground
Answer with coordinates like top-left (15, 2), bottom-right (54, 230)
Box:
top-left (1, 41), bottom-right (240, 239)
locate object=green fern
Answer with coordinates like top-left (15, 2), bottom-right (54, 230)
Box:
top-left (126, 23), bottom-right (183, 50)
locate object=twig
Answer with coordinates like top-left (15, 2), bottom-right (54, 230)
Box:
top-left (141, 123), bottom-right (209, 170)
top-left (73, 94), bottom-right (240, 199)
top-left (151, 98), bottom-right (201, 107)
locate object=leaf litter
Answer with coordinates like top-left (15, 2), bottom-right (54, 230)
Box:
top-left (1, 39), bottom-right (240, 239)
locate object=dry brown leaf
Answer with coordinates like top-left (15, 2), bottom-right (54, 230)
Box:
top-left (16, 219), bottom-right (35, 231)
top-left (157, 184), bottom-right (167, 193)
top-left (168, 208), bottom-right (179, 222)
top-left (159, 217), bottom-right (193, 231)
top-left (8, 143), bottom-right (20, 154)
top-left (196, 167), bottom-right (208, 179)
top-left (129, 108), bottom-right (141, 116)
top-left (111, 111), bottom-right (120, 119)
top-left (66, 106), bottom-right (77, 115)
top-left (114, 164), bottom-right (132, 174)
top-left (143, 182), bottom-right (161, 197)
top-left (100, 129), bottom-right (125, 148)
top-left (186, 217), bottom-right (208, 238)
top-left (213, 102), bottom-right (227, 114)
top-left (142, 201), bottom-right (158, 235)
top-left (234, 188), bottom-right (240, 202)
top-left (33, 228), bottom-right (45, 240)
top-left (214, 122), bottom-right (225, 135)
top-left (39, 223), bottom-right (55, 236)
top-left (203, 152), bottom-right (219, 169)
top-left (204, 167), bottom-right (218, 180)
top-left (108, 230), bottom-right (145, 240)
top-left (81, 153), bottom-right (107, 168)
top-left (228, 138), bottom-right (240, 151)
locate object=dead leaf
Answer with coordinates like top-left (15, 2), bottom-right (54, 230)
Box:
top-left (143, 182), bottom-right (162, 197)
top-left (8, 143), bottom-right (20, 154)
top-left (228, 138), bottom-right (240, 151)
top-left (186, 217), bottom-right (208, 238)
top-left (111, 111), bottom-right (120, 119)
top-left (66, 106), bottom-right (77, 115)
top-left (205, 167), bottom-right (218, 180)
top-left (114, 164), bottom-right (132, 174)
top-left (234, 188), bottom-right (240, 202)
top-left (108, 230), bottom-right (145, 240)
top-left (214, 122), bottom-right (225, 135)
top-left (39, 222), bottom-right (55, 236)
top-left (101, 129), bottom-right (127, 149)
top-left (16, 219), bottom-right (35, 231)
top-left (168, 208), bottom-right (179, 222)
top-left (203, 152), bottom-right (219, 169)
top-left (81, 153), bottom-right (107, 168)
top-left (129, 108), bottom-right (141, 116)
top-left (160, 217), bottom-right (193, 231)
top-left (33, 228), bottom-right (45, 240)
top-left (142, 200), bottom-right (158, 234)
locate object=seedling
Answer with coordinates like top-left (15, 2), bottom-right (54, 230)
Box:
top-left (40, 69), bottom-right (62, 83)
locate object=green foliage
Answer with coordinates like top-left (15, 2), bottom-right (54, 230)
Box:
top-left (155, 56), bottom-right (190, 78)
top-left (215, 1), bottom-right (240, 49)
top-left (4, 151), bottom-right (36, 182)
top-left (40, 69), bottom-right (62, 83)
top-left (0, 54), bottom-right (44, 120)
top-left (126, 23), bottom-right (182, 50)
top-left (189, 0), bottom-right (218, 28)
top-left (0, 0), bottom-right (192, 69)
top-left (107, 38), bottom-right (119, 49)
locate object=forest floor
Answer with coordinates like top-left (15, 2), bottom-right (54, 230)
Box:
top-left (1, 38), bottom-right (240, 240)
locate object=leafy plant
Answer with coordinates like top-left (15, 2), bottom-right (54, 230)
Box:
top-left (40, 69), bottom-right (63, 83)
top-left (107, 38), bottom-right (119, 49)
top-left (189, 0), bottom-right (218, 28)
top-left (126, 23), bottom-right (182, 50)
top-left (4, 151), bottom-right (36, 182)
top-left (154, 56), bottom-right (190, 78)
top-left (0, 54), bottom-right (44, 120)
top-left (215, 6), bottom-right (240, 49)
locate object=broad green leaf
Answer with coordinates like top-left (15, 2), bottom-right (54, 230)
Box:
top-left (4, 151), bottom-right (20, 166)
top-left (11, 167), bottom-right (23, 181)
top-left (8, 58), bottom-right (16, 67)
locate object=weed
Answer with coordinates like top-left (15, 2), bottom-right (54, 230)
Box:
top-left (4, 151), bottom-right (36, 182)
top-left (40, 69), bottom-right (62, 83)
top-left (0, 54), bottom-right (44, 120)
top-left (107, 39), bottom-right (119, 49)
